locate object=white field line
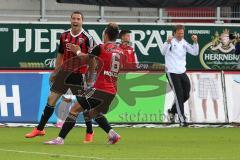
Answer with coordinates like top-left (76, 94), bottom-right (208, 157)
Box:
top-left (0, 148), bottom-right (237, 160)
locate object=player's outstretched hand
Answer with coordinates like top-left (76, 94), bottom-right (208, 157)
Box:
top-left (69, 43), bottom-right (81, 55)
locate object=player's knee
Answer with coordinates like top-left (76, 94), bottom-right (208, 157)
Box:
top-left (70, 102), bottom-right (84, 114)
top-left (48, 92), bottom-right (61, 106)
top-left (69, 111), bottom-right (79, 117)
top-left (96, 107), bottom-right (108, 115)
top-left (47, 97), bottom-right (57, 106)
top-left (94, 113), bottom-right (104, 121)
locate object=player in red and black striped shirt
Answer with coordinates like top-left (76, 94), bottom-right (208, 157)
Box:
top-left (52, 24), bottom-right (96, 142)
top-left (25, 11), bottom-right (113, 143)
top-left (57, 24), bottom-right (93, 74)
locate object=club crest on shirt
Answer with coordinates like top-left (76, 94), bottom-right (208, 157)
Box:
top-left (78, 38), bottom-right (84, 44)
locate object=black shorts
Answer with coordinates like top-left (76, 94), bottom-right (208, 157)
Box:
top-left (51, 70), bottom-right (86, 95)
top-left (76, 88), bottom-right (115, 114)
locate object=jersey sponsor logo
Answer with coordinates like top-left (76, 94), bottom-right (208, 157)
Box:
top-left (103, 70), bottom-right (118, 77)
top-left (78, 38), bottom-right (84, 44)
top-left (66, 43), bottom-right (72, 52)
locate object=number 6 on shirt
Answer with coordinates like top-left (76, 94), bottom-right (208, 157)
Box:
top-left (111, 53), bottom-right (121, 73)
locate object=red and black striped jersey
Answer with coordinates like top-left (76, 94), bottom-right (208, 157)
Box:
top-left (58, 29), bottom-right (94, 73)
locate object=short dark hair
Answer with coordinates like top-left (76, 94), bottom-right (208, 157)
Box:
top-left (105, 23), bottom-right (119, 41)
top-left (71, 11), bottom-right (84, 20)
top-left (173, 24), bottom-right (185, 33)
top-left (119, 30), bottom-right (131, 38)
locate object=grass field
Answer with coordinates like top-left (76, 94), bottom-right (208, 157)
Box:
top-left (0, 127), bottom-right (240, 160)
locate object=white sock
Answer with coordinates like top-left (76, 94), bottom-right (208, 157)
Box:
top-left (108, 129), bottom-right (115, 135)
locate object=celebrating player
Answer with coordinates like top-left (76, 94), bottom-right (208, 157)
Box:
top-left (25, 11), bottom-right (113, 143)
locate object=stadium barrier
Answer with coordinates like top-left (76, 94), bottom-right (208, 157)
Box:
top-left (0, 70), bottom-right (239, 124)
top-left (1, 22), bottom-right (240, 124)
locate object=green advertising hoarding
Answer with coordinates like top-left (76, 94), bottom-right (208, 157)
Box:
top-left (0, 22), bottom-right (240, 70)
top-left (107, 72), bottom-right (168, 123)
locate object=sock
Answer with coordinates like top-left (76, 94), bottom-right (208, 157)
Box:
top-left (37, 103), bottom-right (55, 131)
top-left (59, 113), bottom-right (78, 139)
top-left (83, 110), bottom-right (91, 122)
top-left (85, 120), bottom-right (93, 134)
top-left (171, 104), bottom-right (177, 114)
top-left (95, 116), bottom-right (112, 134)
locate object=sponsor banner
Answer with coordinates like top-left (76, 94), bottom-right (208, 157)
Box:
top-left (163, 72), bottom-right (227, 123)
top-left (40, 72), bottom-right (169, 123)
top-left (1, 23), bottom-right (240, 70)
top-left (0, 72), bottom-right (168, 123)
top-left (224, 72), bottom-right (240, 123)
top-left (38, 73), bottom-right (57, 123)
top-left (106, 72), bottom-right (168, 122)
top-left (0, 73), bottom-right (42, 122)
top-left (199, 29), bottom-right (240, 70)
top-left (2, 71), bottom-right (239, 124)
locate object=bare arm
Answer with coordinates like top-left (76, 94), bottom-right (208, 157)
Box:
top-left (49, 53), bottom-right (63, 83)
top-left (87, 56), bottom-right (97, 83)
top-left (54, 53), bottom-right (63, 72)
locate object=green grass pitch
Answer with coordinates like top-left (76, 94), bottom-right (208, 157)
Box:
top-left (0, 127), bottom-right (239, 160)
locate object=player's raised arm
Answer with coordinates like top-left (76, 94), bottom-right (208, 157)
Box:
top-left (55, 33), bottom-right (65, 70)
top-left (86, 45), bottom-right (101, 85)
top-left (54, 54), bottom-right (63, 70)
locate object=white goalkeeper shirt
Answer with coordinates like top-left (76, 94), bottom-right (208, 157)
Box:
top-left (162, 37), bottom-right (199, 74)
